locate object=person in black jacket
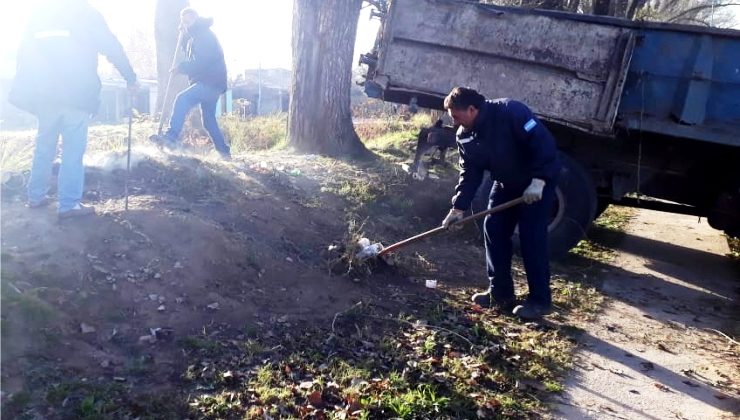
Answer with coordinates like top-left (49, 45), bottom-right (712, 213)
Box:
top-left (153, 8), bottom-right (230, 160)
top-left (441, 87), bottom-right (561, 320)
top-left (9, 0), bottom-right (138, 219)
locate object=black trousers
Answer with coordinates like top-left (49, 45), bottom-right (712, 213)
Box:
top-left (484, 180), bottom-right (556, 306)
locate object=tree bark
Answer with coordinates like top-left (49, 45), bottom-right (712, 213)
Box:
top-left (592, 0), bottom-right (612, 15)
top-left (288, 0), bottom-right (368, 157)
top-left (626, 0), bottom-right (647, 19)
top-left (154, 0), bottom-right (188, 118)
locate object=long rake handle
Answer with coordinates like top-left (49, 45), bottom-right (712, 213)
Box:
top-left (125, 94), bottom-right (134, 211)
top-left (377, 197), bottom-right (525, 257)
top-left (157, 31), bottom-right (184, 136)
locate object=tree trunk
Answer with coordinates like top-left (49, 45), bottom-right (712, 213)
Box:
top-left (626, 0), bottom-right (648, 19)
top-left (288, 0), bottom-right (368, 157)
top-left (592, 0), bottom-right (612, 15)
top-left (520, 0), bottom-right (565, 10)
top-left (154, 0), bottom-right (188, 118)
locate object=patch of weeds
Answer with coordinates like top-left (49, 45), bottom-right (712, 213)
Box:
top-left (105, 310), bottom-right (128, 323)
top-left (323, 178), bottom-right (383, 206)
top-left (46, 381), bottom-right (125, 419)
top-left (244, 339), bottom-right (266, 359)
top-left (551, 277), bottom-right (604, 315)
top-left (544, 381), bottom-right (564, 392)
top-left (498, 394), bottom-right (528, 413)
top-left (570, 206), bottom-right (634, 263)
top-left (248, 364), bottom-right (294, 407)
top-left (178, 335), bottom-right (219, 352)
top-left (329, 360), bottom-right (372, 386)
top-left (1, 391), bottom-right (32, 418)
top-left (191, 392), bottom-right (246, 418)
top-left (570, 239), bottom-right (613, 262)
top-left (365, 130), bottom-right (419, 161)
top-left (422, 332), bottom-right (438, 355)
top-left (726, 235), bottom-right (739, 259)
top-left (220, 114), bottom-right (287, 152)
top-left (126, 355), bottom-right (154, 376)
top-left (381, 384), bottom-right (450, 418)
top-left (1, 279), bottom-right (56, 327)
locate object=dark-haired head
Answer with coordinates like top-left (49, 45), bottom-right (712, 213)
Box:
top-left (444, 87), bottom-right (485, 129)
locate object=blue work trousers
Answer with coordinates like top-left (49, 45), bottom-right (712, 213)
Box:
top-left (166, 82), bottom-right (230, 157)
top-left (484, 180), bottom-right (556, 307)
top-left (27, 106), bottom-right (90, 212)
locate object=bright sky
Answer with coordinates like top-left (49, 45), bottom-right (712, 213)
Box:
top-left (0, 0), bottom-right (381, 79)
top-left (0, 1), bottom-right (737, 79)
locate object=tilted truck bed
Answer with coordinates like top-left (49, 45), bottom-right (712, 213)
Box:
top-left (362, 0), bottom-right (740, 146)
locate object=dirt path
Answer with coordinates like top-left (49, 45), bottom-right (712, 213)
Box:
top-left (553, 209), bottom-right (740, 419)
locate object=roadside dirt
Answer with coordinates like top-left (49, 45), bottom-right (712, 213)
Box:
top-left (553, 209), bottom-right (740, 419)
top-left (0, 146), bottom-right (473, 418)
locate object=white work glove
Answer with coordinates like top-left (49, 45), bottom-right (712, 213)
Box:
top-left (442, 208), bottom-right (465, 230)
top-left (523, 178), bottom-right (546, 204)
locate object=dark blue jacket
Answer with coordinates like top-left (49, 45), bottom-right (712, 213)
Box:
top-left (9, 0), bottom-right (136, 115)
top-left (452, 99), bottom-right (561, 211)
top-left (177, 18), bottom-right (227, 93)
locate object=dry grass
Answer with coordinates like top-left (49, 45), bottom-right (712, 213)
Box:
top-left (220, 113), bottom-right (288, 153)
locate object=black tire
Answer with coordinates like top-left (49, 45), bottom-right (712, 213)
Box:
top-left (471, 153), bottom-right (597, 260)
top-left (595, 198), bottom-right (610, 219)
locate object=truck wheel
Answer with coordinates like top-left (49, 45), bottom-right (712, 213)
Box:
top-left (595, 198), bottom-right (610, 219)
top-left (471, 153), bottom-right (597, 260)
top-left (546, 154), bottom-right (598, 259)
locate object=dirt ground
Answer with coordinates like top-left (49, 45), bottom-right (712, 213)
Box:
top-left (0, 149), bottom-right (363, 390)
top-left (552, 209), bottom-right (740, 419)
top-left (2, 142), bottom-right (738, 419)
top-left (0, 145), bottom-right (472, 417)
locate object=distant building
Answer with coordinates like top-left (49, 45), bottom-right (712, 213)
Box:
top-left (0, 78), bottom-right (158, 129)
top-left (231, 68), bottom-right (290, 116)
top-left (97, 78), bottom-right (157, 123)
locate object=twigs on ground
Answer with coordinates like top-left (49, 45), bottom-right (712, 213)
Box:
top-left (703, 328), bottom-right (739, 346)
top-left (369, 315), bottom-right (475, 349)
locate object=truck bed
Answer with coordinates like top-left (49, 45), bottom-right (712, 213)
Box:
top-left (362, 0), bottom-right (740, 146)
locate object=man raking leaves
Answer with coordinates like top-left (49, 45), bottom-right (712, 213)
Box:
top-left (358, 87), bottom-right (561, 321)
top-left (442, 87), bottom-right (561, 320)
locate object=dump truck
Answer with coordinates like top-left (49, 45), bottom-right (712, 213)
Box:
top-left (360, 0), bottom-right (740, 257)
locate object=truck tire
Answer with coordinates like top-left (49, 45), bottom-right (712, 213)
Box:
top-left (471, 153), bottom-right (597, 260)
top-left (595, 198), bottom-right (610, 219)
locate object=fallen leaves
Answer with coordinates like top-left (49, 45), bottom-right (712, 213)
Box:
top-left (307, 390), bottom-right (323, 407)
top-left (654, 383), bottom-right (671, 392)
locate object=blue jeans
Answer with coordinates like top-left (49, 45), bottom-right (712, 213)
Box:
top-left (27, 107), bottom-right (90, 213)
top-left (484, 180), bottom-right (556, 307)
top-left (165, 83), bottom-right (230, 156)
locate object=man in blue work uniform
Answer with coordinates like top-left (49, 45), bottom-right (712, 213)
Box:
top-left (152, 8), bottom-right (230, 160)
top-left (10, 0), bottom-right (138, 219)
top-left (441, 87), bottom-right (561, 320)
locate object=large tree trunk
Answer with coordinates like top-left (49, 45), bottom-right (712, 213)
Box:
top-left (592, 0), bottom-right (612, 15)
top-left (154, 0), bottom-right (188, 119)
top-left (626, 0), bottom-right (648, 19)
top-left (288, 0), bottom-right (368, 157)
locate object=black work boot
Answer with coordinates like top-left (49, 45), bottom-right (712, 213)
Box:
top-left (512, 301), bottom-right (552, 320)
top-left (471, 289), bottom-right (515, 313)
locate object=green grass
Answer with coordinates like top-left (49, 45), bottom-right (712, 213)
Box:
top-left (357, 113), bottom-right (430, 161)
top-left (381, 384), bottom-right (450, 418)
top-left (40, 380), bottom-right (185, 419)
top-left (570, 205), bottom-right (634, 262)
top-left (178, 335), bottom-right (219, 351)
top-left (544, 381), bottom-right (564, 393)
